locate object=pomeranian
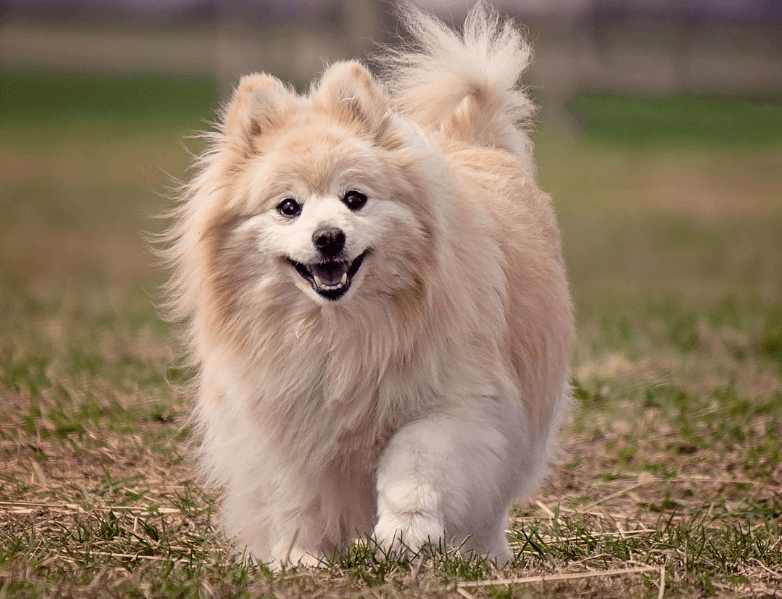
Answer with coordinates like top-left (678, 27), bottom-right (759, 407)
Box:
top-left (161, 4), bottom-right (573, 567)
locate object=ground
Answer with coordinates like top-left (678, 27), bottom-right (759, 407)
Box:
top-left (0, 72), bottom-right (780, 598)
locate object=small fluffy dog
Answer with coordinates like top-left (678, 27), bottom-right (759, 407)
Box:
top-left (162, 4), bottom-right (573, 567)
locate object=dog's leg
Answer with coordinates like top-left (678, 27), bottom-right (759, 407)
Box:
top-left (373, 401), bottom-right (521, 565)
top-left (219, 479), bottom-right (324, 568)
top-left (223, 460), bottom-right (376, 569)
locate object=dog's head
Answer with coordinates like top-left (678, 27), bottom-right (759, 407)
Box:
top-left (187, 62), bottom-right (442, 336)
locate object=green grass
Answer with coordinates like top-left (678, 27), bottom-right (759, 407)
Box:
top-left (0, 69), bottom-right (219, 128)
top-left (1, 70), bottom-right (781, 598)
top-left (569, 94), bottom-right (782, 150)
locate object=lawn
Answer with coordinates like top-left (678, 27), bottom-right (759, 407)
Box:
top-left (1, 70), bottom-right (780, 598)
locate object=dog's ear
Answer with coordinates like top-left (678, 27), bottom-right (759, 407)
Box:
top-left (315, 61), bottom-right (390, 136)
top-left (222, 73), bottom-right (296, 142)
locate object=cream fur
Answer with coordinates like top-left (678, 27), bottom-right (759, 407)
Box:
top-left (160, 3), bottom-right (573, 568)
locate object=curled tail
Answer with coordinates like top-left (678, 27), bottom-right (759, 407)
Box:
top-left (380, 2), bottom-right (536, 167)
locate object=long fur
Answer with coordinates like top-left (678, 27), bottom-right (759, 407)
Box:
top-left (159, 3), bottom-right (573, 568)
top-left (382, 2), bottom-right (537, 170)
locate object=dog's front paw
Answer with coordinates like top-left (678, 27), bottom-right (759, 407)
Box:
top-left (264, 545), bottom-right (325, 570)
top-left (373, 511), bottom-right (445, 560)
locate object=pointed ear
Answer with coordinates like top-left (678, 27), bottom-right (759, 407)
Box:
top-left (315, 61), bottom-right (390, 135)
top-left (222, 73), bottom-right (296, 141)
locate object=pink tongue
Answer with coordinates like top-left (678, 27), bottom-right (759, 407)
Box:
top-left (311, 261), bottom-right (347, 285)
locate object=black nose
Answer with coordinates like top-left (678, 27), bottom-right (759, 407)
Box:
top-left (312, 227), bottom-right (346, 257)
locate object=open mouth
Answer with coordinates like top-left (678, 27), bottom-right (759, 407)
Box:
top-left (289, 250), bottom-right (369, 301)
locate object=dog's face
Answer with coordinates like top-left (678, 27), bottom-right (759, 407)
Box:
top-left (198, 62), bottom-right (441, 324)
top-left (234, 123), bottom-right (419, 304)
top-left (268, 188), bottom-right (373, 303)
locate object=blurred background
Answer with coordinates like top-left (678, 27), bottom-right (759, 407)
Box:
top-left (3, 0), bottom-right (782, 99)
top-left (0, 0), bottom-right (781, 396)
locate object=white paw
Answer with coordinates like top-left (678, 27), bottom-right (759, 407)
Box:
top-left (373, 511), bottom-right (445, 559)
top-left (264, 546), bottom-right (324, 570)
top-left (286, 547), bottom-right (324, 568)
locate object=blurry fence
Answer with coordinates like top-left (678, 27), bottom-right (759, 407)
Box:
top-left (1, 0), bottom-right (781, 100)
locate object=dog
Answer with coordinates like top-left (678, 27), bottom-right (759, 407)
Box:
top-left (161, 3), bottom-right (573, 568)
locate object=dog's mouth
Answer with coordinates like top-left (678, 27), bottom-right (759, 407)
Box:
top-left (289, 250), bottom-right (370, 301)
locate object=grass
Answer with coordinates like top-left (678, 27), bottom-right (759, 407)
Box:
top-left (568, 94), bottom-right (782, 151)
top-left (1, 69), bottom-right (781, 598)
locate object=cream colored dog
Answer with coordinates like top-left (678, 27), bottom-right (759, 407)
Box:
top-left (162, 4), bottom-right (573, 567)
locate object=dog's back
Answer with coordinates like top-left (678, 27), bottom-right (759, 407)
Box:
top-left (381, 4), bottom-right (573, 502)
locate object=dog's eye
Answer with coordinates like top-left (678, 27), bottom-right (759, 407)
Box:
top-left (343, 191), bottom-right (367, 212)
top-left (277, 198), bottom-right (301, 218)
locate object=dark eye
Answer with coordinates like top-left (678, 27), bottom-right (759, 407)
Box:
top-left (343, 190), bottom-right (367, 212)
top-left (277, 198), bottom-right (301, 218)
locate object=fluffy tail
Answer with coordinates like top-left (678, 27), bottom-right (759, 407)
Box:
top-left (380, 2), bottom-right (536, 166)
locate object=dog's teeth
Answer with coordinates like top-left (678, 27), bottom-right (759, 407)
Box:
top-left (340, 273), bottom-right (348, 284)
top-left (346, 259), bottom-right (352, 270)
top-left (314, 275), bottom-right (324, 287)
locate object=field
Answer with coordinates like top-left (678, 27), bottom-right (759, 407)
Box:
top-left (1, 70), bottom-right (781, 598)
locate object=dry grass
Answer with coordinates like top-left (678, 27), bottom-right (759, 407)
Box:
top-left (1, 72), bottom-right (781, 598)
